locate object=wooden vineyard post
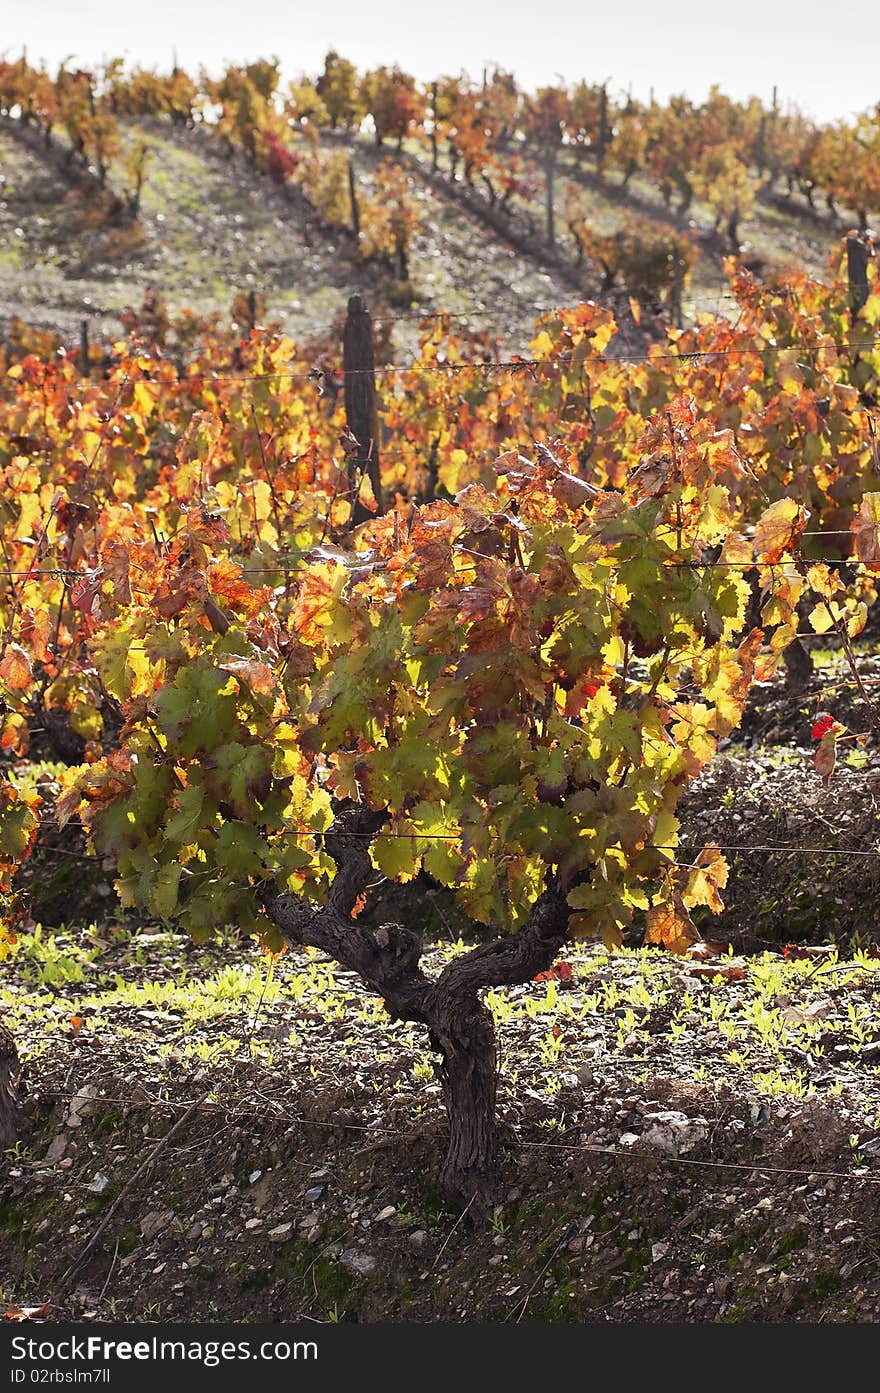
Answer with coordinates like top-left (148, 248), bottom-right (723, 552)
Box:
top-left (348, 156), bottom-right (361, 240)
top-left (598, 83), bottom-right (608, 167)
top-left (671, 249), bottom-right (684, 329)
top-left (430, 82), bottom-right (438, 172)
top-left (80, 319), bottom-right (90, 378)
top-left (247, 289), bottom-right (257, 332)
top-left (343, 294), bottom-right (382, 523)
top-left (846, 232), bottom-right (871, 324)
top-left (545, 150), bottom-right (556, 246)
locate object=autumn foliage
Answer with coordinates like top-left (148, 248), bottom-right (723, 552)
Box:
top-left (0, 185), bottom-right (877, 1197)
top-left (0, 247), bottom-right (875, 959)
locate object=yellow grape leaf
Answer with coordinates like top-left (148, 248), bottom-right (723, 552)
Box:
top-left (371, 832), bottom-right (421, 882)
top-left (530, 330), bottom-right (555, 358)
top-left (847, 601), bottom-right (868, 637)
top-left (439, 448), bottom-right (469, 494)
top-left (670, 702), bottom-right (716, 772)
top-left (329, 497), bottom-right (352, 529)
top-left (807, 603), bottom-right (835, 635)
top-left (701, 628), bottom-right (762, 738)
top-left (806, 563), bottom-right (842, 600)
top-left (770, 622), bottom-right (798, 653)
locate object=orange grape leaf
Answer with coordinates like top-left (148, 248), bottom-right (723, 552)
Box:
top-left (782, 943), bottom-right (834, 961)
top-left (682, 844), bottom-right (728, 914)
top-left (689, 960), bottom-right (746, 983)
top-left (0, 644), bottom-right (33, 693)
top-left (4, 1302), bottom-right (52, 1322)
top-left (533, 960), bottom-right (574, 984)
top-left (851, 492), bottom-right (880, 568)
top-left (688, 939), bottom-right (729, 960)
top-left (217, 655), bottom-right (275, 695)
top-left (813, 730), bottom-right (837, 786)
top-left (645, 894), bottom-right (700, 954)
top-left (753, 498), bottom-right (807, 563)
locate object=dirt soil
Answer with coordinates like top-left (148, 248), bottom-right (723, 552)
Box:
top-left (1, 918), bottom-right (880, 1325)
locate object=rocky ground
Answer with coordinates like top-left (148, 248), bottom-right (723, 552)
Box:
top-left (2, 584), bottom-right (879, 1331)
top-left (1, 910), bottom-right (879, 1324)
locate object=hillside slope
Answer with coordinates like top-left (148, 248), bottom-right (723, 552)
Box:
top-left (0, 116), bottom-right (852, 357)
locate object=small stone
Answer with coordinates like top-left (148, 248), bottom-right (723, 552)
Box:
top-left (375, 1205), bottom-right (396, 1222)
top-left (641, 1111), bottom-right (709, 1156)
top-left (244, 1217), bottom-right (262, 1230)
top-left (340, 1249), bottom-right (376, 1276)
top-left (86, 1174), bottom-right (110, 1195)
top-left (408, 1230), bottom-right (428, 1249)
top-left (268, 1223), bottom-right (293, 1242)
top-left (65, 1086), bottom-right (97, 1128)
top-left (652, 1243), bottom-right (670, 1262)
top-left (248, 1170), bottom-right (263, 1184)
top-left (304, 1185), bottom-right (325, 1203)
top-left (45, 1135), bottom-right (69, 1163)
top-left (140, 1210), bottom-right (172, 1241)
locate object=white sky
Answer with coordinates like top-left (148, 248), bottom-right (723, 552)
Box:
top-left (4, 0), bottom-right (878, 123)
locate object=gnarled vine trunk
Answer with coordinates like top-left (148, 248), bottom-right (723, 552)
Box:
top-left (0, 1021), bottom-right (21, 1153)
top-left (259, 807), bottom-right (575, 1211)
top-left (426, 990), bottom-right (500, 1209)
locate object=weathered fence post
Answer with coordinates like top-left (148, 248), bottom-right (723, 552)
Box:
top-left (545, 150), bottom-right (556, 246)
top-left (430, 82), bottom-right (439, 173)
top-left (247, 289), bottom-right (257, 332)
top-left (348, 156), bottom-right (361, 239)
top-left (343, 294), bottom-right (382, 522)
top-left (671, 249), bottom-right (684, 329)
top-left (846, 232), bottom-right (871, 324)
top-left (755, 114), bottom-right (767, 176)
top-left (598, 83), bottom-right (608, 165)
top-left (80, 319), bottom-right (90, 377)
